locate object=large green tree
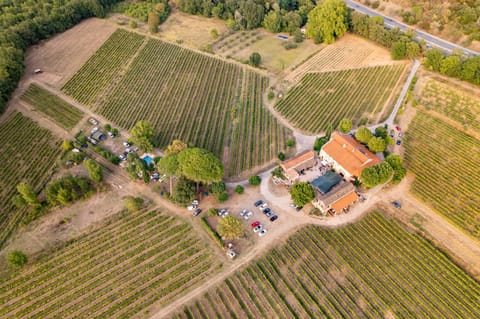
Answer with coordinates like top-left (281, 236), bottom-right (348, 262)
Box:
top-left (83, 159), bottom-right (103, 183)
top-left (7, 250), bottom-right (28, 268)
top-left (130, 120), bottom-right (155, 152)
top-left (290, 182), bottom-right (315, 207)
top-left (423, 49), bottom-right (444, 72)
top-left (360, 162), bottom-right (393, 188)
top-left (157, 153), bottom-right (179, 194)
top-left (386, 154), bottom-right (407, 183)
top-left (263, 11), bottom-right (282, 33)
top-left (440, 55), bottom-right (462, 77)
top-left (177, 148), bottom-right (224, 185)
top-left (338, 118), bottom-right (352, 134)
top-left (172, 177), bottom-right (195, 205)
top-left (367, 137), bottom-right (386, 153)
top-left (16, 183), bottom-right (39, 207)
top-left (217, 216), bottom-right (243, 240)
top-left (355, 127), bottom-right (373, 144)
top-left (305, 0), bottom-right (348, 44)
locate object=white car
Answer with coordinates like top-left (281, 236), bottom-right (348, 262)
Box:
top-left (187, 205), bottom-right (197, 211)
top-left (91, 126), bottom-right (99, 134)
top-left (89, 118), bottom-right (98, 125)
top-left (123, 142), bottom-right (130, 147)
top-left (243, 211), bottom-right (253, 220)
top-left (259, 203), bottom-right (268, 211)
top-left (227, 250), bottom-right (236, 259)
top-left (253, 225), bottom-right (263, 233)
top-left (107, 131), bottom-right (115, 138)
top-left (192, 199), bottom-right (199, 205)
top-left (240, 209), bottom-right (248, 217)
top-left (259, 229), bottom-right (268, 237)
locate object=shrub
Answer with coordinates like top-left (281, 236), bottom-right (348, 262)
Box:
top-left (217, 216), bottom-right (243, 240)
top-left (278, 152), bottom-right (286, 161)
top-left (248, 175), bottom-right (261, 186)
top-left (217, 191), bottom-right (229, 202)
top-left (234, 185), bottom-right (244, 194)
top-left (286, 139), bottom-right (296, 147)
top-left (267, 91), bottom-right (275, 100)
top-left (129, 20), bottom-right (137, 28)
top-left (249, 52), bottom-right (261, 67)
top-left (210, 28), bottom-right (219, 39)
top-left (293, 29), bottom-right (304, 43)
top-left (7, 250), bottom-right (28, 268)
top-left (124, 196), bottom-right (144, 212)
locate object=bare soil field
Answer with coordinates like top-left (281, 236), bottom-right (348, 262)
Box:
top-left (25, 18), bottom-right (117, 88)
top-left (157, 10), bottom-right (228, 49)
top-left (285, 33), bottom-right (395, 83)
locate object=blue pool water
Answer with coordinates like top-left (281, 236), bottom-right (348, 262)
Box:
top-left (143, 155), bottom-right (153, 165)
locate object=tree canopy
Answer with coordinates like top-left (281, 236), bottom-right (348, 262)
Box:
top-left (290, 182), bottom-right (315, 207)
top-left (355, 127), bottom-right (373, 144)
top-left (249, 52), bottom-right (261, 67)
top-left (124, 196), bottom-right (144, 213)
top-left (165, 139), bottom-right (188, 155)
top-left (248, 175), bottom-right (261, 186)
top-left (7, 250), bottom-right (28, 268)
top-left (83, 159), bottom-right (103, 183)
top-left (172, 177), bottom-right (195, 205)
top-left (130, 120), bottom-right (155, 152)
top-left (217, 216), bottom-right (243, 240)
top-left (16, 183), bottom-right (39, 207)
top-left (177, 148), bottom-right (224, 185)
top-left (386, 154), bottom-right (407, 183)
top-left (305, 0), bottom-right (348, 44)
top-left (338, 119), bottom-right (352, 134)
top-left (360, 162), bottom-right (393, 188)
top-left (367, 137), bottom-right (386, 153)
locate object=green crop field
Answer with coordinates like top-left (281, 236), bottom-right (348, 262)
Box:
top-left (0, 112), bottom-right (61, 249)
top-left (172, 212), bottom-right (480, 318)
top-left (72, 34), bottom-right (290, 177)
top-left (404, 111), bottom-right (480, 237)
top-left (418, 78), bottom-right (480, 131)
top-left (0, 209), bottom-right (218, 319)
top-left (62, 29), bottom-right (145, 106)
top-left (21, 84), bottom-right (83, 130)
top-left (275, 64), bottom-right (405, 134)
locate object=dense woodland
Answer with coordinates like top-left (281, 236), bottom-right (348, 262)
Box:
top-left (0, 0), bottom-right (121, 113)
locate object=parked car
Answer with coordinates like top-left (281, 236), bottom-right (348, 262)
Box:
top-left (132, 146), bottom-right (139, 152)
top-left (265, 211), bottom-right (273, 217)
top-left (398, 132), bottom-right (403, 137)
top-left (259, 229), bottom-right (268, 237)
top-left (119, 154), bottom-right (126, 161)
top-left (251, 221), bottom-right (260, 228)
top-left (244, 211), bottom-right (253, 220)
top-left (392, 201), bottom-right (401, 209)
top-left (263, 208), bottom-right (271, 214)
top-left (227, 250), bottom-right (236, 259)
top-left (192, 199), bottom-right (199, 205)
top-left (193, 208), bottom-right (202, 216)
top-left (270, 215), bottom-right (278, 222)
top-left (253, 225), bottom-right (263, 233)
top-left (295, 206), bottom-right (303, 212)
top-left (91, 126), bottom-right (99, 134)
top-left (123, 142), bottom-right (130, 147)
top-left (254, 200), bottom-right (263, 207)
top-left (89, 118), bottom-right (98, 125)
top-left (187, 205), bottom-right (197, 211)
top-left (396, 140), bottom-right (402, 145)
top-left (259, 203), bottom-right (268, 211)
top-left (396, 126), bottom-right (401, 131)
top-left (240, 209), bottom-right (248, 217)
top-left (107, 131), bottom-right (116, 138)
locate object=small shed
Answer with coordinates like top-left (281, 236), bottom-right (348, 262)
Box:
top-left (92, 131), bottom-right (106, 141)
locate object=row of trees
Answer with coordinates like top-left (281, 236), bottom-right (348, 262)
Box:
top-left (0, 0), bottom-right (121, 114)
top-left (424, 49), bottom-right (480, 85)
top-left (361, 154), bottom-right (406, 188)
top-left (355, 126), bottom-right (393, 153)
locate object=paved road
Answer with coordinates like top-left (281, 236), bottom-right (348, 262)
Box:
top-left (345, 0), bottom-right (480, 57)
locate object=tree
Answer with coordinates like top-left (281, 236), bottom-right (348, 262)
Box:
top-left (391, 40), bottom-right (406, 60)
top-left (374, 126), bottom-right (388, 139)
top-left (355, 127), bottom-right (373, 144)
top-left (440, 55), bottom-right (462, 77)
top-left (165, 140), bottom-right (188, 155)
top-left (62, 140), bottom-right (73, 152)
top-left (423, 49), bottom-right (444, 72)
top-left (248, 175), bottom-right (261, 186)
top-left (148, 12), bottom-right (160, 33)
top-left (278, 152), bottom-right (286, 161)
top-left (293, 29), bottom-right (304, 43)
top-left (282, 11), bottom-right (302, 35)
top-left (157, 153), bottom-right (179, 194)
top-left (367, 137), bottom-right (386, 153)
top-left (211, 181), bottom-right (226, 194)
top-left (177, 148), bottom-right (224, 185)
top-left (16, 183), bottom-right (39, 207)
top-left (460, 57), bottom-right (480, 84)
top-left (7, 250), bottom-right (27, 268)
top-left (406, 41), bottom-right (420, 59)
top-left (360, 162), bottom-right (393, 188)
top-left (290, 182), bottom-right (315, 207)
top-left (217, 216), bottom-right (243, 240)
top-left (124, 196), bottom-right (144, 212)
top-left (338, 118), bottom-right (352, 133)
top-left (240, 0), bottom-right (264, 29)
top-left (249, 52), bottom-right (261, 67)
top-left (125, 153), bottom-right (149, 183)
top-left (286, 139), bottom-right (296, 147)
top-left (217, 191), bottom-right (229, 202)
top-left (83, 159), bottom-right (103, 183)
top-left (130, 120), bottom-right (155, 152)
top-left (263, 11), bottom-right (282, 33)
top-left (172, 177), bottom-right (195, 205)
top-left (386, 154), bottom-right (407, 183)
top-left (234, 185), bottom-right (244, 194)
top-left (210, 28), bottom-right (218, 39)
top-left (305, 0), bottom-right (348, 44)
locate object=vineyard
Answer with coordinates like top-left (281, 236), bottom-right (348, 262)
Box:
top-left (21, 84), bottom-right (83, 130)
top-left (418, 78), bottom-right (480, 132)
top-left (0, 112), bottom-right (61, 249)
top-left (275, 65), bottom-right (406, 134)
top-left (62, 29), bottom-right (145, 106)
top-left (172, 212), bottom-right (480, 318)
top-left (0, 209), bottom-right (218, 319)
top-left (91, 36), bottom-right (290, 176)
top-left (404, 111), bottom-right (480, 237)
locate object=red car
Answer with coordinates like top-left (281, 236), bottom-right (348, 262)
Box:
top-left (396, 126), bottom-right (401, 131)
top-left (251, 221), bottom-right (260, 228)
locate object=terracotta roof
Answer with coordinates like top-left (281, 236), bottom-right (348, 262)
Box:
top-left (281, 150), bottom-right (316, 170)
top-left (321, 132), bottom-right (381, 177)
top-left (331, 190), bottom-right (359, 212)
top-left (316, 181), bottom-right (355, 206)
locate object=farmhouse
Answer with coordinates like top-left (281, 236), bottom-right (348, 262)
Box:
top-left (312, 180), bottom-right (359, 215)
top-left (319, 132), bottom-right (380, 181)
top-left (280, 150), bottom-right (317, 183)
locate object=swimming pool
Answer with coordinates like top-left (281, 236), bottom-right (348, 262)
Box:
top-left (143, 155), bottom-right (153, 165)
